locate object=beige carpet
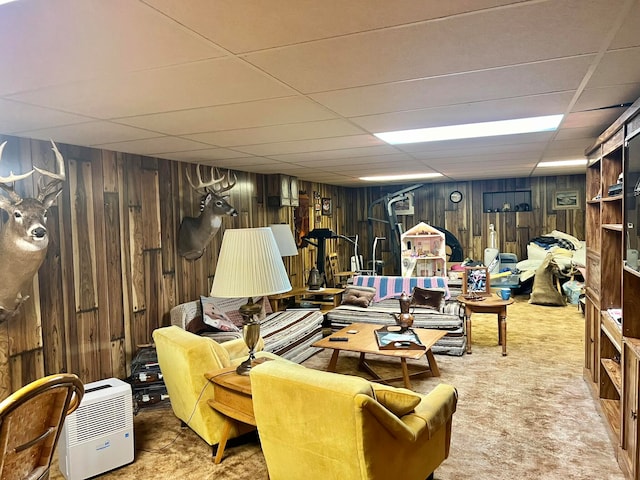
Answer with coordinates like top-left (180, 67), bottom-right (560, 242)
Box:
top-left (51, 297), bottom-right (625, 479)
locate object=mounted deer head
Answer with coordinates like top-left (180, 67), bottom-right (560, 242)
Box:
top-left (0, 140), bottom-right (66, 321)
top-left (178, 165), bottom-right (238, 260)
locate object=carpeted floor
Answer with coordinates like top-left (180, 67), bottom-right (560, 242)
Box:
top-left (51, 297), bottom-right (625, 479)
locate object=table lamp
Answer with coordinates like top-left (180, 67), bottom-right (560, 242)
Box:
top-left (268, 224), bottom-right (299, 257)
top-left (210, 227), bottom-right (292, 375)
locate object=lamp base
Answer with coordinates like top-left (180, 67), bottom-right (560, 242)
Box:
top-left (235, 357), bottom-right (254, 376)
top-left (236, 308), bottom-right (261, 376)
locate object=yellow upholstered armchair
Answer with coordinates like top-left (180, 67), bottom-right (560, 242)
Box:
top-left (251, 361), bottom-right (457, 480)
top-left (152, 325), bottom-right (282, 454)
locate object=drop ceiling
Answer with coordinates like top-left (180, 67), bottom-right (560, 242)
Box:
top-left (1, 0), bottom-right (639, 186)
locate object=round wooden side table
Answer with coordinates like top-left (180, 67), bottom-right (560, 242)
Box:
top-left (457, 294), bottom-right (515, 356)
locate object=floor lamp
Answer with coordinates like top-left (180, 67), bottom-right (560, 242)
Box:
top-left (210, 228), bottom-right (292, 375)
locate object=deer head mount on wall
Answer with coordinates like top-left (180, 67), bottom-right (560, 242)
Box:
top-left (178, 165), bottom-right (238, 260)
top-left (0, 140), bottom-right (66, 322)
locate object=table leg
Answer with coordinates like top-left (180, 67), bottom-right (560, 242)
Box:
top-left (465, 312), bottom-right (472, 354)
top-left (497, 315), bottom-right (503, 345)
top-left (214, 419), bottom-right (233, 464)
top-left (425, 349), bottom-right (440, 377)
top-left (500, 313), bottom-right (507, 356)
top-left (400, 359), bottom-right (411, 389)
top-left (327, 349), bottom-right (340, 372)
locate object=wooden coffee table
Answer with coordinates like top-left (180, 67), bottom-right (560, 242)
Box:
top-left (204, 366), bottom-right (257, 464)
top-left (457, 294), bottom-right (514, 356)
top-left (312, 323), bottom-right (446, 390)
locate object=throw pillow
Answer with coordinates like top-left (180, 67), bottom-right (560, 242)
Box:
top-left (372, 385), bottom-right (422, 417)
top-left (200, 296), bottom-right (240, 332)
top-left (210, 296), bottom-right (273, 327)
top-left (411, 286), bottom-right (444, 311)
top-left (185, 315), bottom-right (219, 335)
top-left (341, 285), bottom-right (377, 308)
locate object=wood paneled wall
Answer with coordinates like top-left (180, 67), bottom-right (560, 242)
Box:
top-left (345, 176), bottom-right (585, 274)
top-left (0, 134), bottom-right (585, 397)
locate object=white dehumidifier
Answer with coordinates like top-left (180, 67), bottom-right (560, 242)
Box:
top-left (59, 377), bottom-right (134, 479)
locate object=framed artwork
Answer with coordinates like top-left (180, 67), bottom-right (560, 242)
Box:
top-left (394, 193), bottom-right (414, 215)
top-left (321, 197), bottom-right (332, 216)
top-left (463, 266), bottom-right (491, 297)
top-left (553, 190), bottom-right (580, 210)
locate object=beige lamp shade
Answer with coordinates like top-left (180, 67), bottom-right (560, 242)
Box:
top-left (269, 224), bottom-right (299, 257)
top-left (210, 227), bottom-right (292, 298)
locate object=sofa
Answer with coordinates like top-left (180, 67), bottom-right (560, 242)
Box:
top-left (170, 296), bottom-right (324, 363)
top-left (251, 360), bottom-right (457, 480)
top-left (325, 275), bottom-right (466, 356)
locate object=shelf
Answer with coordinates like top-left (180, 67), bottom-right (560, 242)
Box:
top-left (601, 311), bottom-right (622, 352)
top-left (482, 190), bottom-right (531, 213)
top-left (601, 359), bottom-right (622, 395)
top-left (600, 399), bottom-right (621, 440)
top-left (624, 264), bottom-right (640, 278)
top-left (602, 195), bottom-right (623, 202)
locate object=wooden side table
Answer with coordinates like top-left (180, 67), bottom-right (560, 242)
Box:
top-left (269, 286), bottom-right (345, 312)
top-left (457, 294), bottom-right (514, 356)
top-left (204, 366), bottom-right (256, 464)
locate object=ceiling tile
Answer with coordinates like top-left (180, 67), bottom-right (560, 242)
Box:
top-left (0, 0), bottom-right (224, 95)
top-left (184, 119), bottom-right (366, 147)
top-left (267, 145), bottom-right (398, 162)
top-left (243, 0), bottom-right (618, 92)
top-left (0, 100), bottom-right (93, 134)
top-left (95, 137), bottom-right (211, 155)
top-left (291, 153), bottom-right (414, 167)
top-left (17, 121), bottom-right (159, 147)
top-left (114, 97), bottom-right (337, 134)
top-left (609, 0), bottom-right (640, 49)
top-left (573, 84), bottom-right (640, 113)
top-left (233, 135), bottom-right (384, 156)
top-left (311, 56), bottom-right (594, 117)
top-left (350, 92), bottom-right (574, 133)
top-left (145, 0), bottom-right (524, 53)
top-left (7, 58), bottom-right (296, 119)
top-left (154, 148), bottom-right (249, 163)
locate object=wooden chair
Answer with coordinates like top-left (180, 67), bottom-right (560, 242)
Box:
top-left (327, 252), bottom-right (355, 287)
top-left (0, 373), bottom-right (84, 480)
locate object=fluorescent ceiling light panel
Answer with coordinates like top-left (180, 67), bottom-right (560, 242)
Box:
top-left (360, 172), bottom-right (442, 182)
top-left (375, 115), bottom-right (564, 145)
top-left (0, 0), bottom-right (19, 5)
top-left (538, 159), bottom-right (587, 168)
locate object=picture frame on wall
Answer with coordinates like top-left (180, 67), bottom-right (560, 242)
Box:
top-left (393, 193), bottom-right (414, 215)
top-left (321, 197), bottom-right (332, 216)
top-left (553, 190), bottom-right (580, 210)
top-left (463, 266), bottom-right (491, 297)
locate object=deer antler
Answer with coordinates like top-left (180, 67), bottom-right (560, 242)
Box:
top-left (34, 140), bottom-right (66, 202)
top-left (211, 169), bottom-right (237, 195)
top-left (0, 141), bottom-right (35, 203)
top-left (185, 164), bottom-right (226, 195)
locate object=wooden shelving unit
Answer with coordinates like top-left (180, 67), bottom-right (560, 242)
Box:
top-left (584, 97), bottom-right (640, 479)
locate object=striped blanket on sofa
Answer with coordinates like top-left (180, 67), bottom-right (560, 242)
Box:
top-left (352, 275), bottom-right (451, 302)
top-left (326, 275), bottom-right (465, 356)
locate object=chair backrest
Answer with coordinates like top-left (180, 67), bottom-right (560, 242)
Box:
top-left (0, 373), bottom-right (84, 480)
top-left (326, 252), bottom-right (338, 285)
top-left (251, 361), bottom-right (375, 478)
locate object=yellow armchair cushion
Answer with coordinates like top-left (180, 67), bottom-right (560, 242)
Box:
top-left (372, 384), bottom-right (422, 417)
